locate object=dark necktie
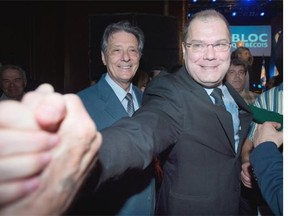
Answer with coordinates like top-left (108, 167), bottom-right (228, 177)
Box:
top-left (125, 93), bottom-right (135, 117)
top-left (210, 88), bottom-right (225, 108)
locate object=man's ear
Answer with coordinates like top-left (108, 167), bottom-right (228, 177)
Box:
top-left (24, 79), bottom-right (27, 87)
top-left (101, 51), bottom-right (107, 66)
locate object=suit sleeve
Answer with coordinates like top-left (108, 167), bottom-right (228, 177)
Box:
top-left (99, 76), bottom-right (183, 184)
top-left (250, 142), bottom-right (283, 215)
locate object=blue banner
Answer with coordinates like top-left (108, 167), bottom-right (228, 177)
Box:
top-left (230, 26), bottom-right (271, 56)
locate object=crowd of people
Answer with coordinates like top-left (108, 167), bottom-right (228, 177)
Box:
top-left (0, 8), bottom-right (283, 216)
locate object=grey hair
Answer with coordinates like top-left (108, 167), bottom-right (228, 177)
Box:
top-left (182, 9), bottom-right (231, 42)
top-left (101, 20), bottom-right (145, 56)
top-left (0, 64), bottom-right (27, 82)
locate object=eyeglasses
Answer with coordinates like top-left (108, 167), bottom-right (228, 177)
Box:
top-left (184, 42), bottom-right (231, 52)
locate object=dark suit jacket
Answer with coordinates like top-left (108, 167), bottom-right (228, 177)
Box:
top-left (100, 67), bottom-right (253, 215)
top-left (72, 74), bottom-right (155, 215)
top-left (250, 142), bottom-right (283, 215)
top-left (78, 74), bottom-right (142, 131)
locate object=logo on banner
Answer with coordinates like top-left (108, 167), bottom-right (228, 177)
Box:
top-left (231, 26), bottom-right (271, 56)
top-left (232, 33), bottom-right (268, 48)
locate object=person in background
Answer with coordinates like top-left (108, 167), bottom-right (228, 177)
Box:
top-left (231, 47), bottom-right (254, 91)
top-left (0, 64), bottom-right (27, 101)
top-left (73, 20), bottom-right (155, 215)
top-left (265, 76), bottom-right (276, 90)
top-left (133, 69), bottom-right (150, 92)
top-left (249, 121), bottom-right (283, 216)
top-left (149, 65), bottom-right (168, 79)
top-left (225, 58), bottom-right (258, 104)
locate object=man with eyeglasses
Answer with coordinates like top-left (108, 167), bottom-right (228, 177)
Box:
top-left (0, 9), bottom-right (253, 215)
top-left (0, 64), bottom-right (27, 101)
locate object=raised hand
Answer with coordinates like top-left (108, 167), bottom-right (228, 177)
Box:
top-left (0, 84), bottom-right (102, 215)
top-left (253, 122), bottom-right (283, 148)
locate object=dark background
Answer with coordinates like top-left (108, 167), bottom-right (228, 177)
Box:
top-left (0, 0), bottom-right (282, 93)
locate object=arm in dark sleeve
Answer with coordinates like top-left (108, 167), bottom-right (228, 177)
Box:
top-left (250, 142), bottom-right (283, 215)
top-left (99, 75), bottom-right (183, 184)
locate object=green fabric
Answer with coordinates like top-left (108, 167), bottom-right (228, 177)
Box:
top-left (249, 105), bottom-right (283, 131)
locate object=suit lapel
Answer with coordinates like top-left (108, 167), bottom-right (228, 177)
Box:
top-left (104, 98), bottom-right (128, 118)
top-left (98, 77), bottom-right (143, 120)
top-left (97, 77), bottom-right (128, 119)
top-left (213, 105), bottom-right (235, 151)
top-left (178, 68), bottom-right (237, 154)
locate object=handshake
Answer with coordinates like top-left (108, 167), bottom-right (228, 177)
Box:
top-left (0, 84), bottom-right (102, 215)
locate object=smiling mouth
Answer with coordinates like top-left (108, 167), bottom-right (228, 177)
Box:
top-left (201, 66), bottom-right (218, 70)
top-left (119, 65), bottom-right (132, 69)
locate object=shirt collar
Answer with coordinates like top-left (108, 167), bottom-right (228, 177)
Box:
top-left (204, 84), bottom-right (224, 95)
top-left (105, 73), bottom-right (133, 102)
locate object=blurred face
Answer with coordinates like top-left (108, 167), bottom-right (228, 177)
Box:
top-left (226, 64), bottom-right (246, 92)
top-left (151, 70), bottom-right (161, 79)
top-left (0, 69), bottom-right (26, 100)
top-left (101, 31), bottom-right (140, 90)
top-left (238, 50), bottom-right (251, 62)
top-left (140, 79), bottom-right (148, 92)
top-left (182, 18), bottom-right (231, 87)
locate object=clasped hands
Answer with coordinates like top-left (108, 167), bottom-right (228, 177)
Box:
top-left (0, 84), bottom-right (102, 215)
top-left (241, 121), bottom-right (283, 188)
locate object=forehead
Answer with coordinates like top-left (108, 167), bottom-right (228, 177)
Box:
top-left (188, 17), bottom-right (230, 41)
top-left (241, 50), bottom-right (250, 55)
top-left (229, 64), bottom-right (245, 70)
top-left (108, 31), bottom-right (138, 46)
top-left (2, 69), bottom-right (22, 78)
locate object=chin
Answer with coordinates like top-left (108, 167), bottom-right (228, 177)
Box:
top-left (204, 78), bottom-right (223, 86)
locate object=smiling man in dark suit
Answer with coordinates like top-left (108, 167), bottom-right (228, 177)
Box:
top-left (74, 21), bottom-right (155, 215)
